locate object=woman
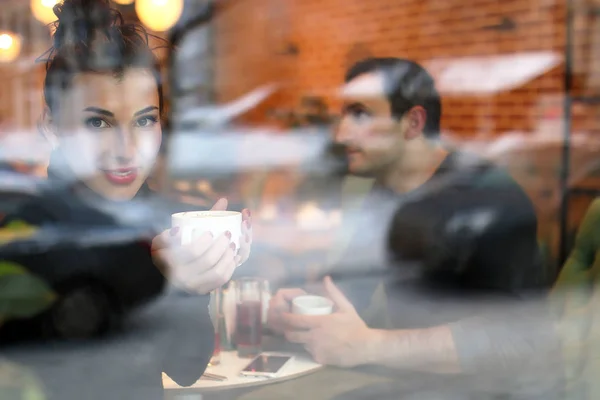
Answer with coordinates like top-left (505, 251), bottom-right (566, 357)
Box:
top-left (1, 0), bottom-right (251, 398)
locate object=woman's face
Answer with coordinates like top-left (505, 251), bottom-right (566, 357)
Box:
top-left (51, 68), bottom-right (162, 200)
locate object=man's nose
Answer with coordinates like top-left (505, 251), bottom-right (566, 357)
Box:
top-left (333, 116), bottom-right (354, 144)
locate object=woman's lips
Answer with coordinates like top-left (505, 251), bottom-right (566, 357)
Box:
top-left (102, 167), bottom-right (139, 185)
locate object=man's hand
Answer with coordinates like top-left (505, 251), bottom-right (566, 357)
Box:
top-left (267, 287), bottom-right (307, 335)
top-left (281, 276), bottom-right (378, 367)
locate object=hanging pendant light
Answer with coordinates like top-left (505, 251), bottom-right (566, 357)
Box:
top-left (0, 31), bottom-right (22, 63)
top-left (135, 0), bottom-right (183, 32)
top-left (31, 0), bottom-right (59, 25)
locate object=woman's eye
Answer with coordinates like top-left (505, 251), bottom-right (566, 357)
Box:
top-left (135, 116), bottom-right (158, 128)
top-left (85, 117), bottom-right (109, 129)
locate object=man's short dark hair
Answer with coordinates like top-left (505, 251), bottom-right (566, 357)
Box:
top-left (345, 57), bottom-right (441, 139)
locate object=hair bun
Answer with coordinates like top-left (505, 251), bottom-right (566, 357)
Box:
top-left (51, 0), bottom-right (121, 51)
top-left (53, 0), bottom-right (113, 25)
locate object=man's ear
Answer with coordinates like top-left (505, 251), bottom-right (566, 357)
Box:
top-left (403, 105), bottom-right (426, 141)
top-left (38, 107), bottom-right (58, 149)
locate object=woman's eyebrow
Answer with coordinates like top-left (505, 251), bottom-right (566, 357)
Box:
top-left (84, 107), bottom-right (114, 117)
top-left (134, 106), bottom-right (159, 117)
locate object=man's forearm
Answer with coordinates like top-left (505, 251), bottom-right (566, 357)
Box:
top-left (364, 325), bottom-right (461, 374)
top-left (363, 304), bottom-right (557, 376)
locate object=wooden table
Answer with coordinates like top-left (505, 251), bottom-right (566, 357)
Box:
top-left (234, 367), bottom-right (392, 400)
top-left (164, 364), bottom-right (393, 400)
top-left (163, 336), bottom-right (394, 400)
top-left (163, 350), bottom-right (323, 393)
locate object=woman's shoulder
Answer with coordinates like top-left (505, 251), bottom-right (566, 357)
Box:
top-left (1, 187), bottom-right (61, 227)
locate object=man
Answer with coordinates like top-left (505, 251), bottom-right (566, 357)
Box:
top-left (268, 58), bottom-right (561, 398)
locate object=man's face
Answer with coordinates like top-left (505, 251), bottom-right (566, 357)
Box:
top-left (334, 71), bottom-right (408, 177)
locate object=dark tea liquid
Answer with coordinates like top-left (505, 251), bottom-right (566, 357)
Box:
top-left (235, 301), bottom-right (262, 357)
top-left (213, 331), bottom-right (221, 356)
top-left (209, 329), bottom-right (221, 366)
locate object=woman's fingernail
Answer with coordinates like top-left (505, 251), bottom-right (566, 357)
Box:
top-left (247, 209), bottom-right (251, 217)
top-left (230, 242), bottom-right (237, 251)
top-left (246, 220), bottom-right (252, 229)
top-left (170, 227), bottom-right (179, 236)
top-left (225, 231), bottom-right (232, 239)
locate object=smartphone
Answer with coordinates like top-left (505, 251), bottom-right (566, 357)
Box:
top-left (239, 353), bottom-right (294, 378)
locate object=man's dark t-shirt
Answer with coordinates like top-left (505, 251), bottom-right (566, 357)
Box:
top-left (330, 152), bottom-right (562, 399)
top-left (333, 152), bottom-right (548, 312)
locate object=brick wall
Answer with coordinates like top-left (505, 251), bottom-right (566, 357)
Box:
top-left (213, 0), bottom-right (599, 137)
top-left (212, 0), bottom-right (600, 264)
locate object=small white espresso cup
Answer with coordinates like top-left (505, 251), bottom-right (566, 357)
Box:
top-left (171, 210), bottom-right (242, 250)
top-left (292, 295), bottom-right (334, 316)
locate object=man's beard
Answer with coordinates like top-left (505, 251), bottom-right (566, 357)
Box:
top-left (325, 142), bottom-right (394, 179)
top-left (323, 141), bottom-right (351, 176)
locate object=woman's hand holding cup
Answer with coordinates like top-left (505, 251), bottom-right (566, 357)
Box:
top-left (151, 198), bottom-right (253, 294)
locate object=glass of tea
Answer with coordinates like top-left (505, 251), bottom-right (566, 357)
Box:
top-left (209, 288), bottom-right (222, 366)
top-left (234, 278), bottom-right (264, 358)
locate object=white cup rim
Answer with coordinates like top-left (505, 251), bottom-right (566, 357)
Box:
top-left (292, 295), bottom-right (334, 310)
top-left (172, 210), bottom-right (241, 219)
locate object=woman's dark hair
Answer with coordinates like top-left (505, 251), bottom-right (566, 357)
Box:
top-left (39, 0), bottom-right (165, 115)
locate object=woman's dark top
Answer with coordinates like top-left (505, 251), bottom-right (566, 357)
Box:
top-left (0, 161), bottom-right (214, 399)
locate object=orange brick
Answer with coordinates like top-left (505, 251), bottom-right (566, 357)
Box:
top-left (210, 0), bottom-right (598, 135)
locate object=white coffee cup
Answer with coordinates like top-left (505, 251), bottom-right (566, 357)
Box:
top-left (291, 295), bottom-right (334, 316)
top-left (171, 210), bottom-right (242, 250)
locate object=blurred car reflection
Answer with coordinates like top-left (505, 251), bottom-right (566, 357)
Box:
top-left (0, 171), bottom-right (166, 341)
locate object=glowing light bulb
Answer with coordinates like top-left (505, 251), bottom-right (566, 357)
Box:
top-left (112, 0), bottom-right (135, 4)
top-left (135, 0), bottom-right (183, 32)
top-left (0, 34), bottom-right (13, 50)
top-left (0, 32), bottom-right (21, 63)
top-left (31, 0), bottom-right (59, 25)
